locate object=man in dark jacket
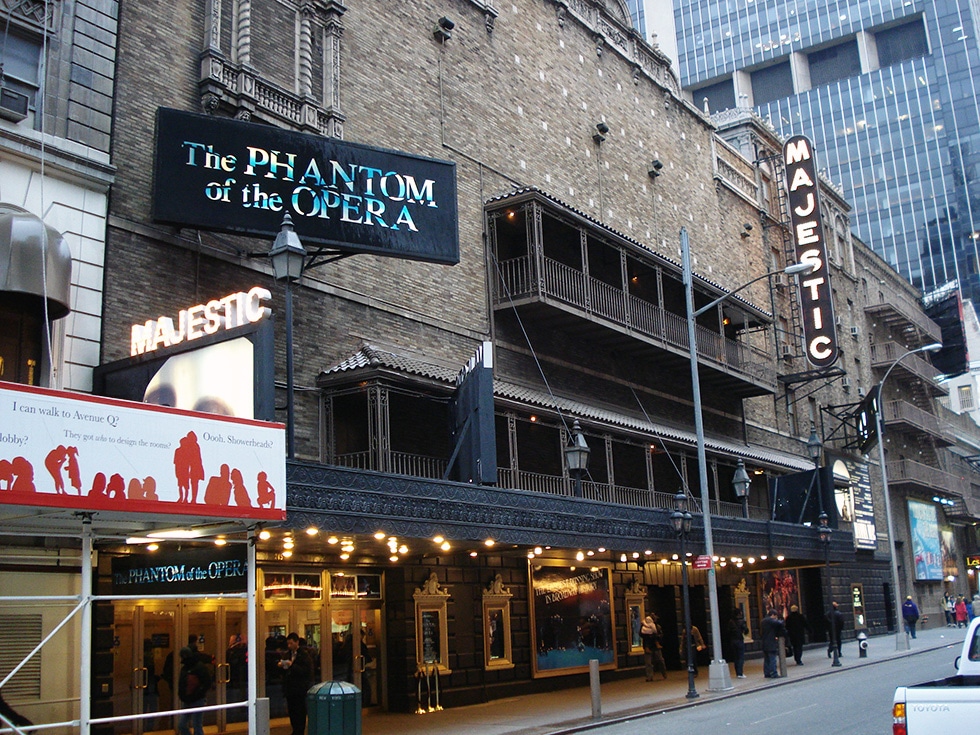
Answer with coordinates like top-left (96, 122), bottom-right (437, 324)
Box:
top-left (827, 601), bottom-right (845, 657)
top-left (177, 646), bottom-right (212, 735)
top-left (760, 609), bottom-right (786, 679)
top-left (902, 595), bottom-right (920, 638)
top-left (279, 632), bottom-right (315, 735)
top-left (785, 605), bottom-right (809, 665)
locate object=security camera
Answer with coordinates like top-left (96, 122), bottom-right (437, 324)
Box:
top-left (438, 16), bottom-right (455, 30)
top-left (596, 122), bottom-right (610, 134)
top-left (743, 223), bottom-right (753, 231)
top-left (648, 159), bottom-right (663, 178)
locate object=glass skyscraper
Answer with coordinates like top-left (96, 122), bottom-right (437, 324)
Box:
top-left (667, 0), bottom-right (980, 306)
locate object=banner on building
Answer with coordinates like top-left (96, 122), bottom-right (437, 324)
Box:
top-left (908, 499), bottom-right (941, 580)
top-left (0, 382), bottom-right (286, 520)
top-left (152, 108), bottom-right (459, 265)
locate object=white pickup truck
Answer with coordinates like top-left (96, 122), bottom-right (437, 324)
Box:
top-left (892, 617), bottom-right (980, 734)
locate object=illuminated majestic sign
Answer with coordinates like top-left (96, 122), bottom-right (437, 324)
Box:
top-left (783, 135), bottom-right (839, 368)
top-left (153, 108), bottom-right (459, 264)
top-left (130, 286), bottom-right (271, 356)
top-left (0, 382), bottom-right (286, 521)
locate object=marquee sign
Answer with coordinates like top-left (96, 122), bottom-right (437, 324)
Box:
top-left (784, 135), bottom-right (839, 368)
top-left (0, 381), bottom-right (285, 520)
top-left (152, 108), bottom-right (459, 265)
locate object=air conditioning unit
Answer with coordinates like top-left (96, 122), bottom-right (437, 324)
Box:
top-left (857, 386), bottom-right (866, 397)
top-left (835, 315), bottom-right (843, 326)
top-left (842, 377), bottom-right (851, 391)
top-left (0, 87), bottom-right (29, 123)
top-left (780, 344), bottom-right (793, 358)
top-left (773, 273), bottom-right (787, 288)
top-left (850, 326), bottom-right (860, 338)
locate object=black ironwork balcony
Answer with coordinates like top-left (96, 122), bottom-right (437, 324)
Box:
top-left (870, 342), bottom-right (948, 396)
top-left (493, 254), bottom-right (776, 396)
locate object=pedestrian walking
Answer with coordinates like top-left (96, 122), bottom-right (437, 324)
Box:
top-left (827, 601), bottom-right (844, 657)
top-left (725, 611), bottom-right (748, 679)
top-left (176, 646), bottom-right (212, 735)
top-left (955, 595), bottom-right (969, 628)
top-left (278, 632), bottom-right (314, 735)
top-left (760, 609), bottom-right (785, 679)
top-left (943, 593), bottom-right (955, 627)
top-left (785, 604), bottom-right (809, 665)
top-left (640, 614), bottom-right (667, 681)
top-left (902, 595), bottom-right (920, 638)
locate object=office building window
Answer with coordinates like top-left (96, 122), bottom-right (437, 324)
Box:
top-left (958, 384), bottom-right (975, 411)
top-left (0, 30), bottom-right (42, 119)
top-left (693, 78), bottom-right (736, 113)
top-left (876, 17), bottom-right (928, 67)
top-left (808, 40), bottom-right (860, 87)
top-left (752, 62), bottom-right (793, 105)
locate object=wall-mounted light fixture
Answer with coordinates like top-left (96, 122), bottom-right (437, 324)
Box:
top-left (740, 223), bottom-right (753, 238)
top-left (434, 16), bottom-right (455, 42)
top-left (648, 159), bottom-right (664, 178)
top-left (593, 122), bottom-right (609, 144)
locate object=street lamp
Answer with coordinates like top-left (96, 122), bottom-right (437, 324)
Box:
top-left (818, 512), bottom-right (841, 667)
top-left (564, 419), bottom-right (591, 498)
top-left (681, 227), bottom-right (815, 691)
top-left (671, 492), bottom-right (699, 700)
top-left (269, 213), bottom-right (307, 459)
top-left (875, 341), bottom-right (943, 650)
top-left (732, 459), bottom-right (751, 519)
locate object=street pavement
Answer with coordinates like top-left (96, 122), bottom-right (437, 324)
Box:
top-left (274, 625), bottom-right (965, 735)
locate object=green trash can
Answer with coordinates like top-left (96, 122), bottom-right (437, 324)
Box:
top-left (307, 680), bottom-right (362, 735)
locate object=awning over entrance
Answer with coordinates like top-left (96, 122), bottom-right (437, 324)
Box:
top-left (0, 203), bottom-right (72, 319)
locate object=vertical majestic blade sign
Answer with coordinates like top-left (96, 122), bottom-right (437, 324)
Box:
top-left (784, 135), bottom-right (839, 368)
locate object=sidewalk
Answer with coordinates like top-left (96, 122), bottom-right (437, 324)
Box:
top-left (350, 627), bottom-right (964, 735)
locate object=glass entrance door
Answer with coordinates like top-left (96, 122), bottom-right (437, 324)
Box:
top-left (329, 605), bottom-right (383, 708)
top-left (112, 602), bottom-right (248, 734)
top-left (111, 603), bottom-right (176, 735)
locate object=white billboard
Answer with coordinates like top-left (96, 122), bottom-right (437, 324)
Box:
top-left (0, 381), bottom-right (286, 520)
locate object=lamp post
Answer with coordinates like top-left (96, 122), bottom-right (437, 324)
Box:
top-left (681, 227), bottom-right (815, 691)
top-left (874, 342), bottom-right (943, 650)
top-left (672, 492), bottom-right (699, 700)
top-left (269, 213), bottom-right (307, 459)
top-left (732, 459), bottom-right (751, 519)
top-left (564, 419), bottom-right (591, 498)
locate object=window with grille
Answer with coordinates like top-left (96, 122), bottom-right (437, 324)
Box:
top-left (0, 614), bottom-right (42, 698)
top-left (958, 384), bottom-right (975, 411)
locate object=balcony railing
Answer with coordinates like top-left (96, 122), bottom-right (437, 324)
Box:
top-left (331, 454), bottom-right (773, 520)
top-left (882, 400), bottom-right (954, 445)
top-left (886, 459), bottom-right (969, 495)
top-left (865, 296), bottom-right (942, 344)
top-left (870, 342), bottom-right (948, 396)
top-left (495, 255), bottom-right (775, 388)
top-left (334, 451), bottom-right (449, 479)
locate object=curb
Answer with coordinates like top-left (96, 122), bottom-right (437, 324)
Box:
top-left (539, 637), bottom-right (959, 735)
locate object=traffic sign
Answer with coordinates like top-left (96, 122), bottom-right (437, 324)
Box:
top-left (693, 555), bottom-right (712, 569)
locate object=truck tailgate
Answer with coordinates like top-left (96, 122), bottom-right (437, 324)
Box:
top-left (902, 686), bottom-right (980, 729)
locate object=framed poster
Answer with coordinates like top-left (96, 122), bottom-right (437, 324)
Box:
top-left (529, 561), bottom-right (615, 677)
top-left (908, 499), bottom-right (942, 580)
top-left (759, 569), bottom-right (800, 619)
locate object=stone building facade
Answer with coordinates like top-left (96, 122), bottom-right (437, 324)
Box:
top-left (4, 0), bottom-right (978, 729)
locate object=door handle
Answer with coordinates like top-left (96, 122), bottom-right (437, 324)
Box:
top-left (217, 662), bottom-right (231, 684)
top-left (355, 655), bottom-right (366, 674)
top-left (134, 667), bottom-right (148, 689)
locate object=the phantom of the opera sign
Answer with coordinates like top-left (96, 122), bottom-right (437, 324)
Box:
top-left (152, 108), bottom-right (459, 265)
top-left (783, 135), bottom-right (839, 368)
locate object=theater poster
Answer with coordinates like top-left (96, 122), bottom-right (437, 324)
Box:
top-left (529, 561), bottom-right (615, 677)
top-left (908, 499), bottom-right (941, 580)
top-left (0, 381), bottom-right (285, 520)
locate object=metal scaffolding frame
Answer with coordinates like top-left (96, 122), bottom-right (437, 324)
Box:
top-left (0, 518), bottom-right (260, 735)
